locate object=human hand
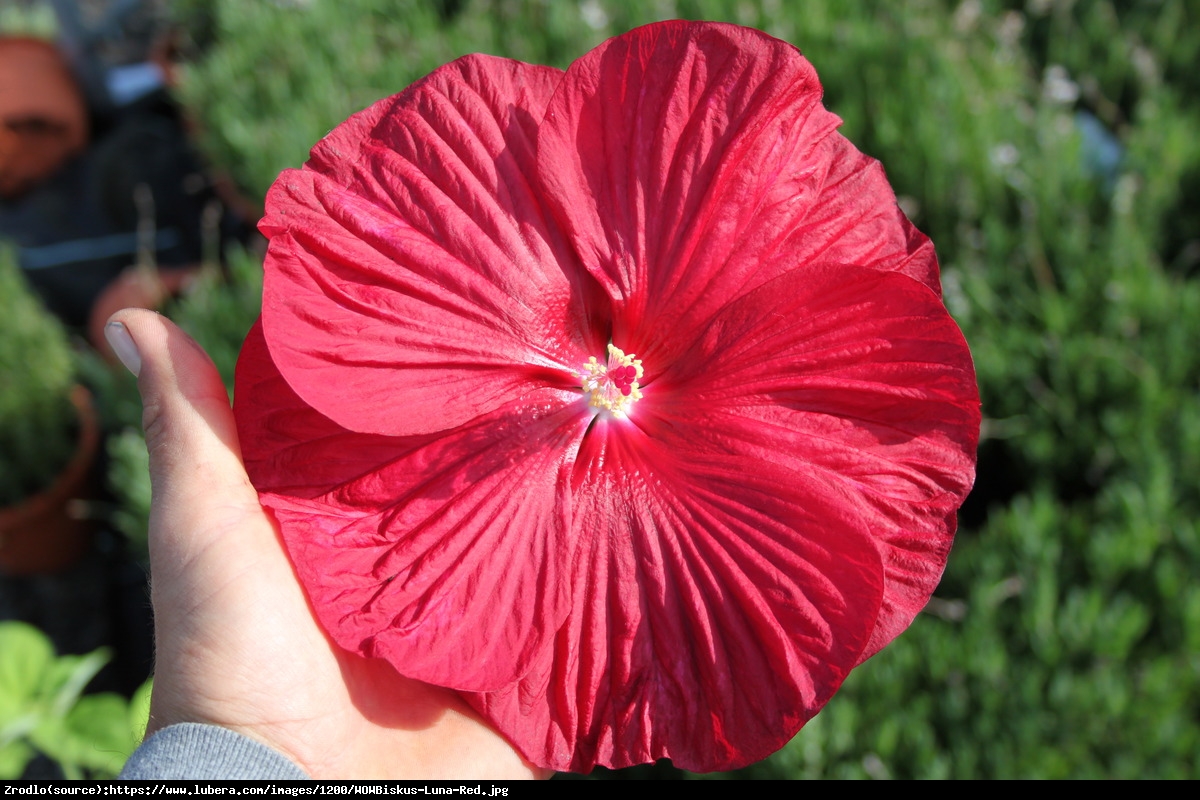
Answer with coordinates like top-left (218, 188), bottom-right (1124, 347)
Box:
top-left (105, 308), bottom-right (545, 779)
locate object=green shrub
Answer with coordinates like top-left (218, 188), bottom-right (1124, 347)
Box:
top-left (0, 249), bottom-right (78, 507)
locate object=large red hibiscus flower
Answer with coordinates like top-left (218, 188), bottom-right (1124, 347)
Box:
top-left (234, 21), bottom-right (980, 773)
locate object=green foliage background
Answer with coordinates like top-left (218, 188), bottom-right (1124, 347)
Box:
top-left (0, 249), bottom-right (77, 506)
top-left (96, 0), bottom-right (1200, 779)
top-left (0, 622), bottom-right (150, 779)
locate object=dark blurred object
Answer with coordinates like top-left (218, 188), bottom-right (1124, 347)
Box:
top-left (0, 1), bottom-right (256, 341)
top-left (431, 0), bottom-right (465, 23)
top-left (1, 88), bottom-right (235, 329)
top-left (50, 0), bottom-right (174, 122)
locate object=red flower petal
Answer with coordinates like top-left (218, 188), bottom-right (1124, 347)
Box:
top-left (536, 22), bottom-right (936, 370)
top-left (651, 263), bottom-right (979, 661)
top-left (236, 322), bottom-right (586, 690)
top-left (779, 133), bottom-right (942, 295)
top-left (259, 55), bottom-right (602, 437)
top-left (469, 423), bottom-right (884, 772)
top-left (236, 320), bottom-right (429, 497)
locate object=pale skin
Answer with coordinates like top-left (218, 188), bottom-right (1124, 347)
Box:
top-left (107, 308), bottom-right (546, 780)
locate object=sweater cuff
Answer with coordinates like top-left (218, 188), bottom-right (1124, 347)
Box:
top-left (120, 723), bottom-right (311, 780)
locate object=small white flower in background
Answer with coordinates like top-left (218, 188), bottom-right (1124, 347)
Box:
top-left (995, 11), bottom-right (1025, 50)
top-left (990, 142), bottom-right (1020, 169)
top-left (1043, 65), bottom-right (1080, 104)
top-left (953, 0), bottom-right (982, 34)
top-left (1130, 45), bottom-right (1159, 86)
top-left (579, 0), bottom-right (609, 31)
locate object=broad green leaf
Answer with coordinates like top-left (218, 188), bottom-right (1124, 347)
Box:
top-left (0, 623), bottom-right (54, 714)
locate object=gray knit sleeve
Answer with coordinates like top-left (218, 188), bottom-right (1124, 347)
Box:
top-left (119, 723), bottom-right (310, 780)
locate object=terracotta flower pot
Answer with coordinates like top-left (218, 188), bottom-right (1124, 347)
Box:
top-left (0, 387), bottom-right (99, 575)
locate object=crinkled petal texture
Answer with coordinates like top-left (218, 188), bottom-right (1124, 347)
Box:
top-left (236, 21), bottom-right (981, 774)
top-left (237, 321), bottom-right (582, 691)
top-left (258, 54), bottom-right (601, 438)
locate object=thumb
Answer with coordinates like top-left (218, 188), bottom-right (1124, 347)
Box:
top-left (103, 309), bottom-right (263, 574)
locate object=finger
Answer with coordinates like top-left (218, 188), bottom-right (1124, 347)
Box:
top-left (103, 309), bottom-right (262, 564)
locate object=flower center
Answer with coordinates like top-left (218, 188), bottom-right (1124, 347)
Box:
top-left (580, 344), bottom-right (643, 418)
